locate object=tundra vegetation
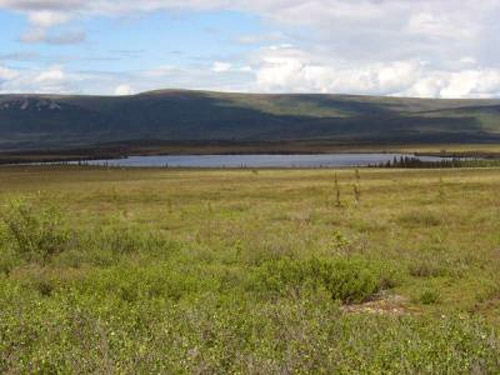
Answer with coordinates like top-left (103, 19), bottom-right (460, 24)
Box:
top-left (3, 90), bottom-right (500, 152)
top-left (0, 165), bottom-right (499, 374)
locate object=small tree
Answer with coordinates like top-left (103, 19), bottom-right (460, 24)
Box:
top-left (353, 169), bottom-right (361, 207)
top-left (1, 197), bottom-right (70, 264)
top-left (334, 173), bottom-right (342, 208)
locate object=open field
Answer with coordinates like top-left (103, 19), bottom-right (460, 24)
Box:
top-left (1, 166), bottom-right (500, 374)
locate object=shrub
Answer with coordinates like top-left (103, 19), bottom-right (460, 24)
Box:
top-left (0, 224), bottom-right (18, 275)
top-left (408, 259), bottom-right (446, 278)
top-left (252, 256), bottom-right (395, 304)
top-left (0, 247), bottom-right (18, 276)
top-left (420, 289), bottom-right (440, 305)
top-left (53, 224), bottom-right (180, 268)
top-left (1, 198), bottom-right (70, 264)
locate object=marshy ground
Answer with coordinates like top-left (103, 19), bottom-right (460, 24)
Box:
top-left (0, 166), bottom-right (499, 374)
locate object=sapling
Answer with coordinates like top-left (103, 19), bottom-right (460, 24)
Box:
top-left (334, 173), bottom-right (342, 208)
top-left (353, 169), bottom-right (361, 207)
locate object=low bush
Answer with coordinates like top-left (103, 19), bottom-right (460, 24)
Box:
top-left (420, 289), bottom-right (441, 305)
top-left (251, 256), bottom-right (396, 304)
top-left (1, 198), bottom-right (70, 264)
top-left (0, 225), bottom-right (18, 275)
top-left (77, 262), bottom-right (219, 303)
top-left (408, 259), bottom-right (446, 278)
top-left (1, 292), bottom-right (498, 374)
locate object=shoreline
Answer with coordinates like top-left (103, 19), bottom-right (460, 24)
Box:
top-left (1, 142), bottom-right (500, 165)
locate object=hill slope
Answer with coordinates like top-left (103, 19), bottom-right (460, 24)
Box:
top-left (1, 89), bottom-right (500, 151)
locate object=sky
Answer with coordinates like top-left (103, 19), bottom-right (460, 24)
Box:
top-left (1, 0), bottom-right (500, 98)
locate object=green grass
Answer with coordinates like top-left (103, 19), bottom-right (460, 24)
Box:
top-left (0, 166), bottom-right (500, 374)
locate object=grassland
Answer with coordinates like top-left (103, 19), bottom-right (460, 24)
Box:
top-left (1, 165), bottom-right (500, 374)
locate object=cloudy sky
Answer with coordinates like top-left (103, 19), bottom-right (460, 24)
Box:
top-left (1, 0), bottom-right (500, 98)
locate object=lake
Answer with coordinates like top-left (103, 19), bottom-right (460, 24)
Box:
top-left (75, 153), bottom-right (452, 168)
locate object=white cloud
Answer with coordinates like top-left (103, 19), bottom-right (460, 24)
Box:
top-left (1, 54), bottom-right (500, 99)
top-left (406, 12), bottom-right (478, 40)
top-left (238, 66), bottom-right (253, 72)
top-left (114, 84), bottom-right (135, 95)
top-left (252, 45), bottom-right (500, 98)
top-left (28, 10), bottom-right (71, 27)
top-left (212, 61), bottom-right (232, 73)
top-left (18, 9), bottom-right (84, 44)
top-left (2, 1), bottom-right (500, 97)
top-left (34, 66), bottom-right (65, 83)
top-left (460, 57), bottom-right (478, 65)
top-left (20, 29), bottom-right (86, 44)
top-left (19, 28), bottom-right (47, 43)
top-left (0, 65), bottom-right (79, 94)
top-left (0, 65), bottom-right (18, 82)
top-left (48, 30), bottom-right (86, 44)
top-left (7, 3), bottom-right (84, 44)
top-left (236, 32), bottom-right (284, 45)
top-left (14, 7), bottom-right (76, 44)
top-left (406, 76), bottom-right (446, 98)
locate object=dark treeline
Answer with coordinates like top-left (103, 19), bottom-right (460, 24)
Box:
top-left (0, 154), bottom-right (127, 166)
top-left (372, 156), bottom-right (500, 169)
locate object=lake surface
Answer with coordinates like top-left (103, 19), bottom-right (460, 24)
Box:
top-left (76, 153), bottom-right (451, 168)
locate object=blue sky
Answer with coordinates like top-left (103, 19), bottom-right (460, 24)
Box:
top-left (1, 0), bottom-right (500, 98)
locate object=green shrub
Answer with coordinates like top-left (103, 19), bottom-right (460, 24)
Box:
top-left (420, 289), bottom-right (440, 305)
top-left (0, 251), bottom-right (18, 277)
top-left (52, 224), bottom-right (180, 269)
top-left (408, 259), bottom-right (446, 278)
top-left (252, 256), bottom-right (395, 304)
top-left (28, 276), bottom-right (56, 297)
top-left (0, 225), bottom-right (18, 275)
top-left (1, 292), bottom-right (497, 375)
top-left (79, 262), bottom-right (217, 303)
top-left (1, 198), bottom-right (70, 264)
top-left (94, 225), bottom-right (148, 255)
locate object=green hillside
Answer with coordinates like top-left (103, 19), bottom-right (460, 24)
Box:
top-left (1, 89), bottom-right (500, 151)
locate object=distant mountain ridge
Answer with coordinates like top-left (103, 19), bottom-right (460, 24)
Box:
top-left (1, 89), bottom-right (500, 151)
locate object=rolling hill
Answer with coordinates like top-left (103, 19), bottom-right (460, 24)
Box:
top-left (1, 89), bottom-right (500, 152)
